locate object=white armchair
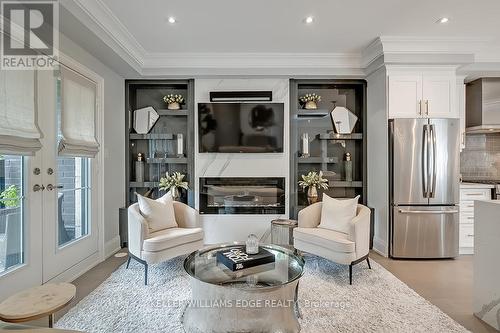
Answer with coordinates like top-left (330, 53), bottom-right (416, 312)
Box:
top-left (293, 202), bottom-right (371, 284)
top-left (127, 201), bottom-right (204, 285)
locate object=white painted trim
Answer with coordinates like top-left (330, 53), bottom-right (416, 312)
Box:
top-left (372, 236), bottom-right (389, 257)
top-left (104, 236), bottom-right (122, 259)
top-left (459, 247), bottom-right (474, 255)
top-left (45, 252), bottom-right (101, 284)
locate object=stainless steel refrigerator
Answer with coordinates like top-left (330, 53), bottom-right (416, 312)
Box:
top-left (389, 118), bottom-right (460, 258)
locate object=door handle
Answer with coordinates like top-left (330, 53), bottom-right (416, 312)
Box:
top-left (425, 100), bottom-right (429, 115)
top-left (418, 100), bottom-right (422, 116)
top-left (429, 124), bottom-right (437, 198)
top-left (33, 184), bottom-right (45, 192)
top-left (46, 184), bottom-right (64, 191)
top-left (422, 124), bottom-right (428, 198)
top-left (398, 209), bottom-right (459, 214)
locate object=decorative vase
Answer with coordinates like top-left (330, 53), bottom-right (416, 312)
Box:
top-left (305, 101), bottom-right (317, 110)
top-left (170, 186), bottom-right (180, 200)
top-left (307, 186), bottom-right (318, 204)
top-left (167, 102), bottom-right (180, 110)
top-left (246, 234), bottom-right (259, 254)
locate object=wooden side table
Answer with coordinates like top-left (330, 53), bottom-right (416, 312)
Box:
top-left (0, 283), bottom-right (76, 328)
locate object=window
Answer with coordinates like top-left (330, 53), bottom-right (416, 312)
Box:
top-left (0, 155), bottom-right (24, 273)
top-left (56, 78), bottom-right (91, 247)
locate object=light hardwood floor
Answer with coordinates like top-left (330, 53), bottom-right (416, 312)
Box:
top-left (16, 250), bottom-right (497, 333)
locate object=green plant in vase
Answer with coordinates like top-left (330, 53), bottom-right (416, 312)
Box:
top-left (299, 93), bottom-right (321, 110)
top-left (159, 172), bottom-right (188, 200)
top-left (298, 171), bottom-right (329, 203)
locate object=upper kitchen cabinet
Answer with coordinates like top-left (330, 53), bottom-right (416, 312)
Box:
top-left (388, 71), bottom-right (458, 119)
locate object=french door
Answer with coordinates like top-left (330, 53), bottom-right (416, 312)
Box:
top-left (0, 66), bottom-right (100, 299)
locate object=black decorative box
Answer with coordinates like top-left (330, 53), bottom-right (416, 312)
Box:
top-left (216, 246), bottom-right (275, 271)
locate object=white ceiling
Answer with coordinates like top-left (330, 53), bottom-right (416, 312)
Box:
top-left (102, 0), bottom-right (500, 54)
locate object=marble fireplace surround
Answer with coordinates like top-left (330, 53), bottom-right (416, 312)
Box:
top-left (194, 78), bottom-right (290, 244)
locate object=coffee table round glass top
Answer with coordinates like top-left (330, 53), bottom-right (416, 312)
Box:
top-left (183, 243), bottom-right (304, 289)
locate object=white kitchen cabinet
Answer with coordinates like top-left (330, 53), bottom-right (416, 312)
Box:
top-left (388, 73), bottom-right (458, 119)
top-left (459, 184), bottom-right (493, 255)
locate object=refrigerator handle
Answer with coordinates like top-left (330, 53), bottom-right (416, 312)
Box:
top-left (422, 125), bottom-right (428, 198)
top-left (430, 124), bottom-right (437, 198)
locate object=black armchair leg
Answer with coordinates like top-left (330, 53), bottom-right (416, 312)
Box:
top-left (367, 257), bottom-right (371, 269)
top-left (144, 263), bottom-right (148, 285)
top-left (349, 264), bottom-right (353, 285)
top-left (349, 254), bottom-right (370, 285)
top-left (126, 256), bottom-right (131, 269)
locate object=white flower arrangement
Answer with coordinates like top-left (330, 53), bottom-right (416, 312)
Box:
top-left (159, 172), bottom-right (189, 192)
top-left (298, 171), bottom-right (329, 190)
top-left (299, 93), bottom-right (321, 104)
top-left (163, 94), bottom-right (185, 105)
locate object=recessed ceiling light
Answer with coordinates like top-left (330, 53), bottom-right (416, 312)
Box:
top-left (168, 16), bottom-right (176, 24)
top-left (437, 17), bottom-right (449, 24)
top-left (304, 16), bottom-right (314, 24)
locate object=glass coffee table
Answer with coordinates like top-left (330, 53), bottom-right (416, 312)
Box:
top-left (182, 243), bottom-right (305, 333)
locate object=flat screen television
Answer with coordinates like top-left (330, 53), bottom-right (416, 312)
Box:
top-left (198, 103), bottom-right (284, 153)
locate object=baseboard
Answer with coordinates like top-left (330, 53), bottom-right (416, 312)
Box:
top-left (459, 247), bottom-right (474, 255)
top-left (46, 252), bottom-right (101, 284)
top-left (372, 236), bottom-right (389, 257)
top-left (104, 235), bottom-right (122, 259)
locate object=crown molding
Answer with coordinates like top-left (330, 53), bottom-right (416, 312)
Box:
top-left (61, 0), bottom-right (146, 73)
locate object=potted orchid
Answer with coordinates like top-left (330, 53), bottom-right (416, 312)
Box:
top-left (159, 172), bottom-right (189, 200)
top-left (163, 94), bottom-right (185, 110)
top-left (298, 171), bottom-right (329, 203)
top-left (299, 93), bottom-right (321, 110)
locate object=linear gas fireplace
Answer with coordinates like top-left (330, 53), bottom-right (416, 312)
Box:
top-left (199, 177), bottom-right (285, 215)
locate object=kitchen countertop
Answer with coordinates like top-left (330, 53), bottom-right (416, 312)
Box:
top-left (473, 200), bottom-right (500, 331)
top-left (460, 182), bottom-right (495, 189)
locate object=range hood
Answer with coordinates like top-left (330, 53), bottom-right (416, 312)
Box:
top-left (466, 78), bottom-right (500, 133)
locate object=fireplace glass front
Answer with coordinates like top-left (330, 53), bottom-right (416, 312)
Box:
top-left (199, 177), bottom-right (285, 214)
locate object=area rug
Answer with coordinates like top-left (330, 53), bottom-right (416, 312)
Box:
top-left (56, 255), bottom-right (468, 333)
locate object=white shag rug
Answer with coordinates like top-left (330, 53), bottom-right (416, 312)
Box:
top-left (56, 255), bottom-right (469, 333)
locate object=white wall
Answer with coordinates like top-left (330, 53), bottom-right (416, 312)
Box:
top-left (59, 33), bottom-right (125, 256)
top-left (366, 67), bottom-right (389, 256)
top-left (194, 78), bottom-right (290, 243)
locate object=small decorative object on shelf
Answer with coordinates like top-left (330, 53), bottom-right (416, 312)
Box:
top-left (133, 106), bottom-right (159, 134)
top-left (345, 152), bottom-right (353, 182)
top-left (299, 93), bottom-right (321, 110)
top-left (330, 102), bottom-right (358, 134)
top-left (176, 133), bottom-right (184, 157)
top-left (159, 171), bottom-right (189, 200)
top-left (300, 132), bottom-right (310, 158)
top-left (163, 94), bottom-right (185, 110)
top-left (135, 153), bottom-right (145, 182)
top-left (298, 171), bottom-right (329, 204)
top-left (246, 234), bottom-right (259, 254)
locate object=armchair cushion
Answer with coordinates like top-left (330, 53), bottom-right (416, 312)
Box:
top-left (294, 227), bottom-right (355, 253)
top-left (318, 194), bottom-right (359, 234)
top-left (137, 192), bottom-right (177, 232)
top-left (143, 227), bottom-right (203, 252)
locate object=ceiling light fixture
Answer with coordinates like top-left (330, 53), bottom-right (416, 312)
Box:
top-left (437, 17), bottom-right (449, 24)
top-left (168, 16), bottom-right (176, 24)
top-left (304, 16), bottom-right (314, 24)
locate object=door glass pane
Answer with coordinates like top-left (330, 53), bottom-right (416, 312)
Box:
top-left (0, 155), bottom-right (24, 273)
top-left (56, 157), bottom-right (90, 247)
top-left (56, 78), bottom-right (91, 247)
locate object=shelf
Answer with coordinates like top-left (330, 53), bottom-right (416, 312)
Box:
top-left (129, 182), bottom-right (160, 188)
top-left (129, 133), bottom-right (175, 140)
top-left (157, 109), bottom-right (188, 116)
top-left (329, 181), bottom-right (363, 188)
top-left (146, 157), bottom-right (188, 164)
top-left (296, 109), bottom-right (330, 118)
top-left (317, 132), bottom-right (363, 140)
top-left (297, 157), bottom-right (339, 164)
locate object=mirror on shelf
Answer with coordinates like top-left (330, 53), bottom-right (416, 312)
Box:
top-left (133, 106), bottom-right (159, 134)
top-left (330, 106), bottom-right (358, 134)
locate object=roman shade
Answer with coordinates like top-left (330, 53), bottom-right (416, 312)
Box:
top-left (0, 70), bottom-right (42, 155)
top-left (58, 66), bottom-right (99, 158)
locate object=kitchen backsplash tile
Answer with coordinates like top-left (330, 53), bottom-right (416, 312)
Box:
top-left (460, 133), bottom-right (500, 180)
